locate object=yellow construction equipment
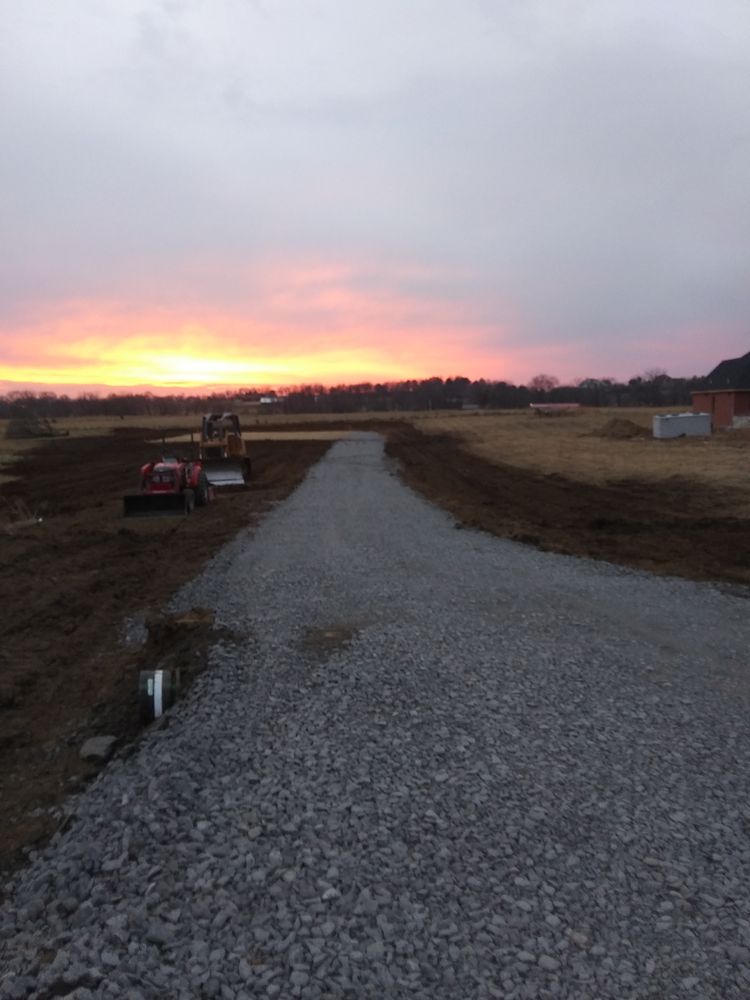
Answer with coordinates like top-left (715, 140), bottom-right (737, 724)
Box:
top-left (198, 413), bottom-right (251, 488)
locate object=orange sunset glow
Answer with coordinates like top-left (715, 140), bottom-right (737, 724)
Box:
top-left (0, 333), bottom-right (423, 390)
top-left (0, 268), bottom-right (515, 391)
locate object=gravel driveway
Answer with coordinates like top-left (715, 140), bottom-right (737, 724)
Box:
top-left (2, 433), bottom-right (750, 999)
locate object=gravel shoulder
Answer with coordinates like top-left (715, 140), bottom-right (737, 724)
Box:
top-left (2, 434), bottom-right (750, 999)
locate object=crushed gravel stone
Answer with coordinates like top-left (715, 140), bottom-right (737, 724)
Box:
top-left (2, 433), bottom-right (750, 999)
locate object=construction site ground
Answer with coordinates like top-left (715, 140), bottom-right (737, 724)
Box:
top-left (0, 426), bottom-right (330, 875)
top-left (1, 414), bottom-right (749, 876)
top-left (384, 421), bottom-right (750, 588)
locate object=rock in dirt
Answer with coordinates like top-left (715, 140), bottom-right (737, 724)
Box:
top-left (79, 736), bottom-right (117, 762)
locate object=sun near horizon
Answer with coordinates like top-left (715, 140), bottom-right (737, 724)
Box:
top-left (0, 293), bottom-right (530, 395)
top-left (0, 269), bottom-right (733, 397)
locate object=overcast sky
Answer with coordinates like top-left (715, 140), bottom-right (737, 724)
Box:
top-left (1, 0), bottom-right (749, 389)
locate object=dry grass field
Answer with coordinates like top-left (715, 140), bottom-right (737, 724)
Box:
top-left (413, 408), bottom-right (750, 503)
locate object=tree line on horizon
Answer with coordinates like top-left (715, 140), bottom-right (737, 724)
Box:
top-left (0, 369), bottom-right (707, 419)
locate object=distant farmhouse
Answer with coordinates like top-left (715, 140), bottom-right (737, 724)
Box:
top-left (692, 351), bottom-right (750, 429)
top-left (259, 394), bottom-right (284, 414)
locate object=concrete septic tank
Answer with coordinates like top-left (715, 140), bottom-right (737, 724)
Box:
top-left (652, 413), bottom-right (712, 439)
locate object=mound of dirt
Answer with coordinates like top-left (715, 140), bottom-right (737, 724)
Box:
top-left (594, 418), bottom-right (650, 440)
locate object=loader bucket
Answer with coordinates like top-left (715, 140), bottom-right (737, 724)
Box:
top-left (123, 491), bottom-right (194, 517)
top-left (201, 459), bottom-right (248, 489)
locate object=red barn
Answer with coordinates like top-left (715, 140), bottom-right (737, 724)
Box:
top-left (692, 351), bottom-right (750, 429)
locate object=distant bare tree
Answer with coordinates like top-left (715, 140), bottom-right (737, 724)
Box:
top-left (640, 367), bottom-right (668, 382)
top-left (528, 373), bottom-right (560, 393)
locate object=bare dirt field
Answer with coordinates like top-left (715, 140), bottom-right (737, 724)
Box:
top-left (412, 407), bottom-right (750, 497)
top-left (0, 422), bottom-right (329, 873)
top-left (1, 407), bottom-right (749, 875)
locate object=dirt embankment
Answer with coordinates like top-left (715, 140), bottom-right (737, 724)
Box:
top-left (0, 427), bottom-right (329, 875)
top-left (385, 423), bottom-right (750, 587)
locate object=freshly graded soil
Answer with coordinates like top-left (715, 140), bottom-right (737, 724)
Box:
top-left (0, 427), bottom-right (329, 873)
top-left (384, 423), bottom-right (750, 586)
